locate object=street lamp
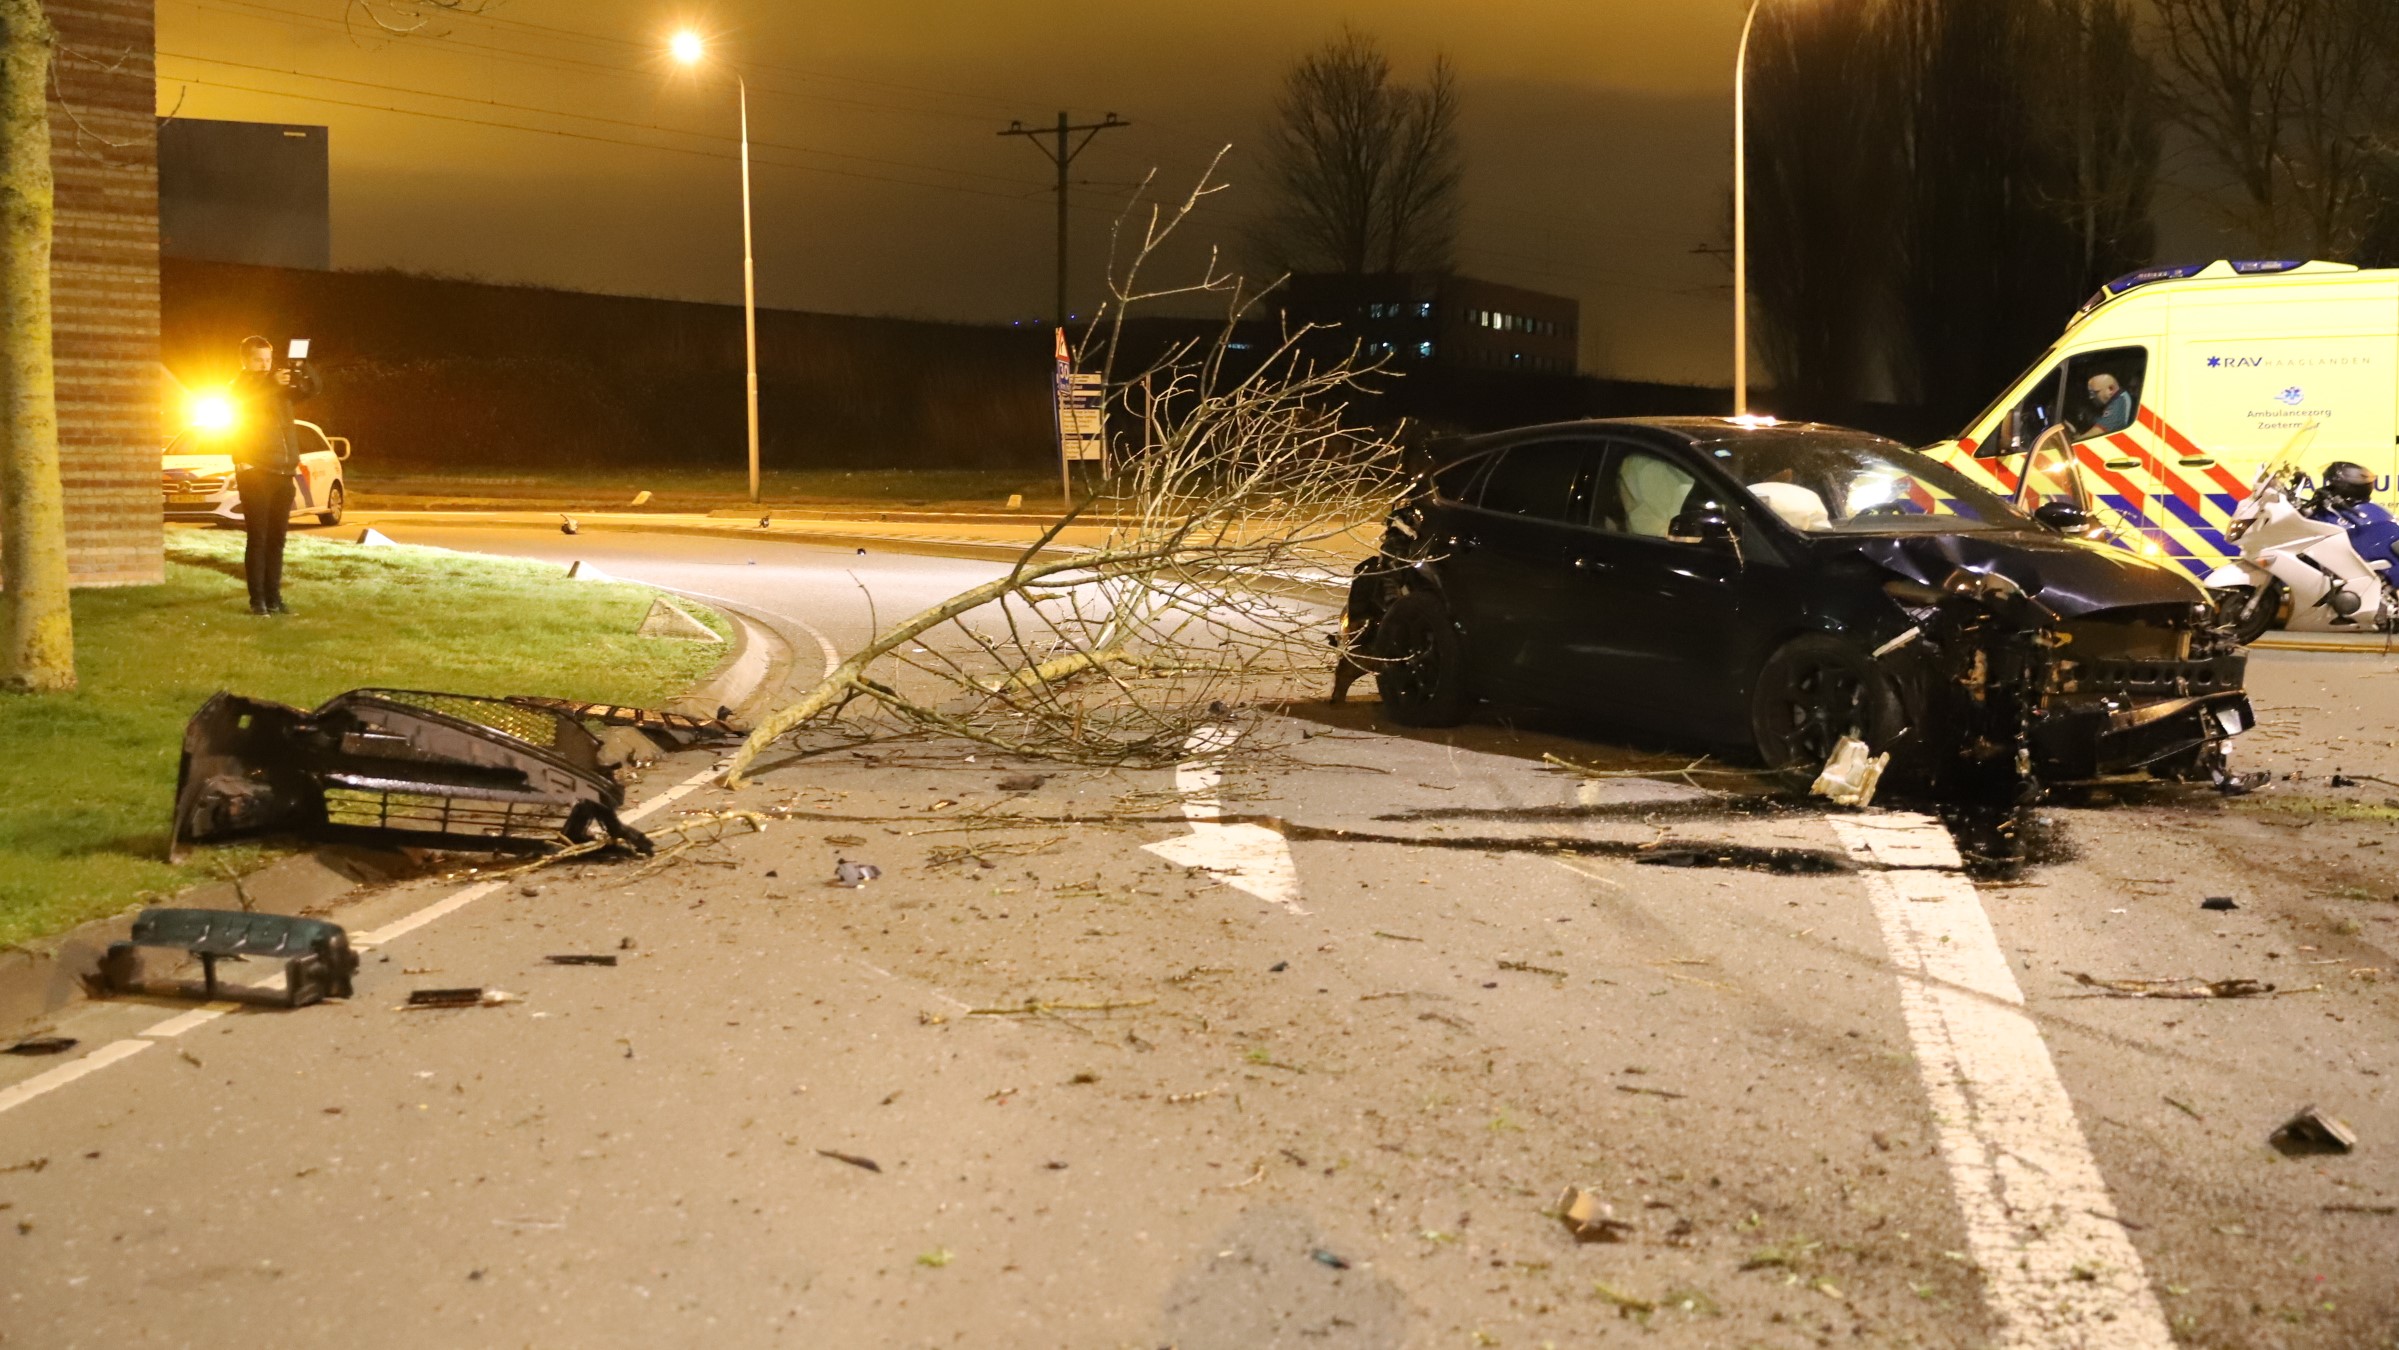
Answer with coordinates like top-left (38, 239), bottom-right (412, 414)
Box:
top-left (1732, 0), bottom-right (1761, 418)
top-left (670, 30), bottom-right (763, 504)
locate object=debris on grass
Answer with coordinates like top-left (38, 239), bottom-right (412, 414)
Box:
top-left (2270, 1106), bottom-right (2357, 1156)
top-left (1555, 1187), bottom-right (1635, 1243)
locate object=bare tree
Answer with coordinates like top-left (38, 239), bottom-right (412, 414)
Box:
top-left (725, 158), bottom-right (1409, 785)
top-left (1, 0), bottom-right (71, 692)
top-left (2155, 0), bottom-right (2399, 255)
top-left (1254, 29), bottom-right (1462, 276)
top-left (2027, 0), bottom-right (2160, 294)
top-left (1747, 0), bottom-right (1899, 407)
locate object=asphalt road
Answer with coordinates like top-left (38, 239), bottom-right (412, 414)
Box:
top-left (1, 520), bottom-right (2391, 1349)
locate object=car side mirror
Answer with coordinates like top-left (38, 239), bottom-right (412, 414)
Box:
top-left (1667, 508), bottom-right (1739, 546)
top-left (2032, 500), bottom-right (2087, 532)
top-left (328, 437), bottom-right (352, 461)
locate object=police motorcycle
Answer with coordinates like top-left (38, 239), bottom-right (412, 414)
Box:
top-left (2206, 425), bottom-right (2398, 644)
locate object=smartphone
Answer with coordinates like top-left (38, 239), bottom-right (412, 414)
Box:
top-left (287, 339), bottom-right (312, 361)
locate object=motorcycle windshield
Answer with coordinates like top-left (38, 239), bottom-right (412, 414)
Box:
top-left (2257, 422), bottom-right (2320, 488)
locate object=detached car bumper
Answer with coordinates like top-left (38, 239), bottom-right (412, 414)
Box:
top-left (2029, 690), bottom-right (2253, 782)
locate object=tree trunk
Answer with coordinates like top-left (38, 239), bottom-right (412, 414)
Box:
top-left (0, 0), bottom-right (73, 692)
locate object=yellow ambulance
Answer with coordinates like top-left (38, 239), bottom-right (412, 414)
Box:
top-left (1922, 259), bottom-right (2398, 578)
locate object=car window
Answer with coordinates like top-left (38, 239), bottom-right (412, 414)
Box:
top-left (2062, 346), bottom-right (2148, 442)
top-left (1473, 441), bottom-right (1596, 523)
top-left (1429, 451), bottom-right (1494, 503)
top-left (1596, 448), bottom-right (1708, 539)
top-left (1984, 363), bottom-right (2066, 459)
top-left (299, 425), bottom-right (333, 456)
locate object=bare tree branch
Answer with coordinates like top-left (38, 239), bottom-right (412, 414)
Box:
top-left (724, 160), bottom-right (1411, 785)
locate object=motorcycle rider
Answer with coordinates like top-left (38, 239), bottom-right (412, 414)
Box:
top-left (2314, 460), bottom-right (2398, 567)
top-left (230, 335), bottom-right (321, 616)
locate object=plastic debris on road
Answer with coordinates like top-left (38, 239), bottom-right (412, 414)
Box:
top-left (2270, 1106), bottom-right (2357, 1156)
top-left (405, 988), bottom-right (523, 1010)
top-left (1810, 735), bottom-right (1889, 808)
top-left (1556, 1186), bottom-right (1635, 1243)
top-left (833, 859), bottom-right (882, 888)
top-left (2201, 896), bottom-right (2239, 912)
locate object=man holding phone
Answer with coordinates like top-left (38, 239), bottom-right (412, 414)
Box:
top-left (230, 335), bottom-right (321, 615)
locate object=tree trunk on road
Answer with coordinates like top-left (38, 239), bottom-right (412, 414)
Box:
top-left (0, 0), bottom-right (73, 692)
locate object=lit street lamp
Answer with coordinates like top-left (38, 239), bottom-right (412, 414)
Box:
top-left (670, 30), bottom-right (763, 504)
top-left (1732, 0), bottom-right (1761, 418)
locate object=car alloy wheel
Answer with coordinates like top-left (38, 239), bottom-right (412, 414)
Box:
top-left (1373, 590), bottom-right (1472, 727)
top-left (1751, 635), bottom-right (1904, 778)
top-left (316, 482), bottom-right (345, 527)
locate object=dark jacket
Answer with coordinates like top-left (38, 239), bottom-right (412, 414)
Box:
top-left (229, 366), bottom-right (322, 474)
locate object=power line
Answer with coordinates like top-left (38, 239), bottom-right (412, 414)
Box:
top-left (159, 48), bottom-right (1041, 191)
top-left (998, 112), bottom-right (1133, 327)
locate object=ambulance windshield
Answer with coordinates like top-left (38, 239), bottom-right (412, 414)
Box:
top-left (1703, 431), bottom-right (2033, 534)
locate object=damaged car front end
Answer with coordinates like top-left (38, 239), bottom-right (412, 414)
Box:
top-left (1865, 537), bottom-right (2252, 792)
top-left (1337, 417), bottom-right (2252, 801)
top-left (170, 688), bottom-right (660, 861)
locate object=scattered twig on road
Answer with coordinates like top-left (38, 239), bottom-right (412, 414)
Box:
top-left (2164, 1095), bottom-right (2205, 1121)
top-left (815, 1149), bottom-right (882, 1173)
top-left (1499, 960), bottom-right (1567, 978)
top-left (967, 997), bottom-right (1157, 1017)
top-left (2067, 973), bottom-right (2315, 999)
top-left (1616, 1084), bottom-right (1688, 1100)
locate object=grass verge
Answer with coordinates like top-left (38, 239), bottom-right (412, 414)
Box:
top-left (0, 528), bottom-right (728, 948)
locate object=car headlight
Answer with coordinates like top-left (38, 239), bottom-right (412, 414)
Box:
top-left (188, 395), bottom-right (236, 435)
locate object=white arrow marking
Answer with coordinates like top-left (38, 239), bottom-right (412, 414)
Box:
top-left (1143, 726), bottom-right (1309, 916)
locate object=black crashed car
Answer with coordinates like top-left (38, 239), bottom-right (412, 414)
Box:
top-left (1339, 417), bottom-right (2254, 794)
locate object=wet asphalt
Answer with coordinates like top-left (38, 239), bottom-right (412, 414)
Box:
top-left (0, 518), bottom-right (2389, 1348)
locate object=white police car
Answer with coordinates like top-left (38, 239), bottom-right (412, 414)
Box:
top-left (160, 388), bottom-right (351, 527)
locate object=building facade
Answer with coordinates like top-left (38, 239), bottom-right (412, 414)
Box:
top-left (157, 118), bottom-right (330, 270)
top-left (1278, 273), bottom-right (1580, 377)
top-left (44, 0), bottom-right (163, 588)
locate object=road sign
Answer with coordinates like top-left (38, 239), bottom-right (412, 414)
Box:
top-left (1054, 330), bottom-right (1107, 468)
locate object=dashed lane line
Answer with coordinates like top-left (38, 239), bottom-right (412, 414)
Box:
top-left (1830, 811), bottom-right (2173, 1349)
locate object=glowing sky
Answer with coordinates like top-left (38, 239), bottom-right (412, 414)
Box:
top-left (154, 2), bottom-right (1805, 385)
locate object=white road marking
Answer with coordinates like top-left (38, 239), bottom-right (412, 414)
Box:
top-left (0, 759), bottom-right (731, 1123)
top-left (0, 1039), bottom-right (155, 1117)
top-left (1830, 811), bottom-right (2173, 1349)
top-left (1143, 727), bottom-right (1309, 916)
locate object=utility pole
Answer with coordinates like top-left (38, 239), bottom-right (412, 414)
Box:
top-left (998, 111), bottom-right (1130, 331)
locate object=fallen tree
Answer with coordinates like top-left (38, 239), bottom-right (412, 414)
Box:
top-left (723, 158), bottom-right (1411, 784)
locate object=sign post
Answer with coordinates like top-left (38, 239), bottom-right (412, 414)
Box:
top-left (1052, 328), bottom-right (1106, 505)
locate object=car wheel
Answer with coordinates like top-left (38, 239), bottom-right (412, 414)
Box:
top-left (2215, 578), bottom-right (2282, 645)
top-left (316, 482), bottom-right (345, 527)
top-left (1750, 635), bottom-right (1909, 780)
top-left (1373, 590), bottom-right (1473, 727)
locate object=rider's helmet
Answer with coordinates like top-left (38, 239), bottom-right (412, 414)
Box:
top-left (2321, 461), bottom-right (2376, 510)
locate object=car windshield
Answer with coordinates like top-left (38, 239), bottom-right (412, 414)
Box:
top-left (1698, 430), bottom-right (2033, 534)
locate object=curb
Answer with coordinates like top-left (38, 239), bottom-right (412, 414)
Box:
top-left (0, 580), bottom-right (785, 1043)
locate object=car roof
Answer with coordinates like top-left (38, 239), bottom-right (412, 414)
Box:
top-left (1449, 416), bottom-right (1894, 452)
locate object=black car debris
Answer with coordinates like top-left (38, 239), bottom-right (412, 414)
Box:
top-left (1337, 417), bottom-right (2253, 797)
top-left (169, 690), bottom-right (745, 860)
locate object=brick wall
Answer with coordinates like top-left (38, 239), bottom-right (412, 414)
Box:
top-left (46, 0), bottom-right (162, 587)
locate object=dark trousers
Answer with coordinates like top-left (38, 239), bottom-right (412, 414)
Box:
top-left (235, 468), bottom-right (295, 609)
